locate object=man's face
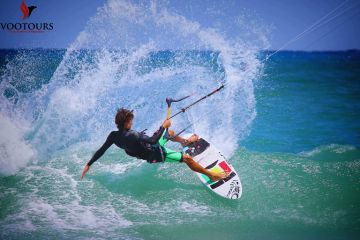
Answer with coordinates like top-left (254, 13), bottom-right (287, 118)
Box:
top-left (124, 118), bottom-right (133, 130)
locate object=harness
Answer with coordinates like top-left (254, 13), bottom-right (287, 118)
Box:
top-left (146, 144), bottom-right (165, 164)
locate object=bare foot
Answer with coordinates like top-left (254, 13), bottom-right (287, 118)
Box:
top-left (209, 171), bottom-right (229, 182)
top-left (187, 134), bottom-right (199, 144)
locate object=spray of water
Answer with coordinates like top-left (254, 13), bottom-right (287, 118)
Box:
top-left (0, 0), bottom-right (268, 175)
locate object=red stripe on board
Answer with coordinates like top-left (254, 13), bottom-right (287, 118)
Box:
top-left (219, 161), bottom-right (231, 173)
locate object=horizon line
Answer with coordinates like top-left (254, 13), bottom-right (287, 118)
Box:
top-left (0, 48), bottom-right (359, 53)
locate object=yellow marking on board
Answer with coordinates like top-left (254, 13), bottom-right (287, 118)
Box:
top-left (210, 166), bottom-right (223, 174)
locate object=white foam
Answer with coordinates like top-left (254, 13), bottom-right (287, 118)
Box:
top-left (97, 160), bottom-right (144, 175)
top-left (1, 0), bottom-right (268, 172)
top-left (0, 114), bottom-right (36, 176)
top-left (299, 144), bottom-right (357, 157)
top-left (177, 200), bottom-right (211, 215)
top-left (0, 162), bottom-right (133, 235)
top-left (3, 198), bottom-right (132, 231)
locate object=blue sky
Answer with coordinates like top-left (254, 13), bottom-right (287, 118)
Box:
top-left (0, 0), bottom-right (359, 50)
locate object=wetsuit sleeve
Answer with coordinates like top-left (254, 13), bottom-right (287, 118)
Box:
top-left (87, 132), bottom-right (115, 167)
top-left (139, 126), bottom-right (165, 145)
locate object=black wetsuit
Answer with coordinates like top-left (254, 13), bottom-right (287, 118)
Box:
top-left (87, 126), bottom-right (165, 166)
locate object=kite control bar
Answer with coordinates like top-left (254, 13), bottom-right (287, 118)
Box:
top-left (166, 94), bottom-right (193, 119)
top-left (163, 84), bottom-right (225, 139)
top-left (169, 84), bottom-right (224, 119)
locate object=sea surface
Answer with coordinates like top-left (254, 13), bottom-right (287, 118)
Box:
top-left (1, 1), bottom-right (360, 239)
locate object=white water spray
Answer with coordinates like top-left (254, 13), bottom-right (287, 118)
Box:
top-left (0, 0), bottom-right (268, 175)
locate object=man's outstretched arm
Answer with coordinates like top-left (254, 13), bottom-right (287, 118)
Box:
top-left (81, 132), bottom-right (115, 179)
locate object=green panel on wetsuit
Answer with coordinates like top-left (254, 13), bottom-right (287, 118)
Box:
top-left (201, 174), bottom-right (214, 184)
top-left (158, 131), bottom-right (168, 146)
top-left (163, 146), bottom-right (182, 162)
top-left (159, 131), bottom-right (182, 163)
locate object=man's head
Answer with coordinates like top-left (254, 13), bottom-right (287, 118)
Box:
top-left (115, 108), bottom-right (134, 130)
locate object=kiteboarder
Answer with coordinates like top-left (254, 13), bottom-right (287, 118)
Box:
top-left (81, 108), bottom-right (228, 181)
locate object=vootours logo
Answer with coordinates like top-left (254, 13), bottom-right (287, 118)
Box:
top-left (1, 0), bottom-right (54, 33)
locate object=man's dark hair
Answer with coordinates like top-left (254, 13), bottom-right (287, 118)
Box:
top-left (115, 108), bottom-right (134, 130)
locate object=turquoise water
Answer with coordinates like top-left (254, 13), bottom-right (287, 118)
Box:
top-left (244, 51), bottom-right (360, 153)
top-left (1, 1), bottom-right (360, 239)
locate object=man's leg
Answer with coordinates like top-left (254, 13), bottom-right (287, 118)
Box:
top-left (182, 153), bottom-right (228, 182)
top-left (161, 130), bottom-right (228, 181)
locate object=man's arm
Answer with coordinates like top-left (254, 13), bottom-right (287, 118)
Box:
top-left (139, 126), bottom-right (165, 145)
top-left (138, 119), bottom-right (171, 145)
top-left (81, 132), bottom-right (115, 179)
top-left (168, 130), bottom-right (199, 147)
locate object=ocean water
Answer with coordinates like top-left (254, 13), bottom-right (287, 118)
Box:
top-left (1, 1), bottom-right (360, 239)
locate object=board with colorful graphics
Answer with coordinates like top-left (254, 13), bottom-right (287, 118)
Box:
top-left (183, 134), bottom-right (242, 199)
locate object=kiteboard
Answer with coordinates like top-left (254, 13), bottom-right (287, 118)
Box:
top-left (182, 134), bottom-right (242, 199)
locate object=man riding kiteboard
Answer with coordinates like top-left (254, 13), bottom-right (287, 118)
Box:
top-left (81, 85), bottom-right (229, 182)
top-left (81, 108), bottom-right (228, 181)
